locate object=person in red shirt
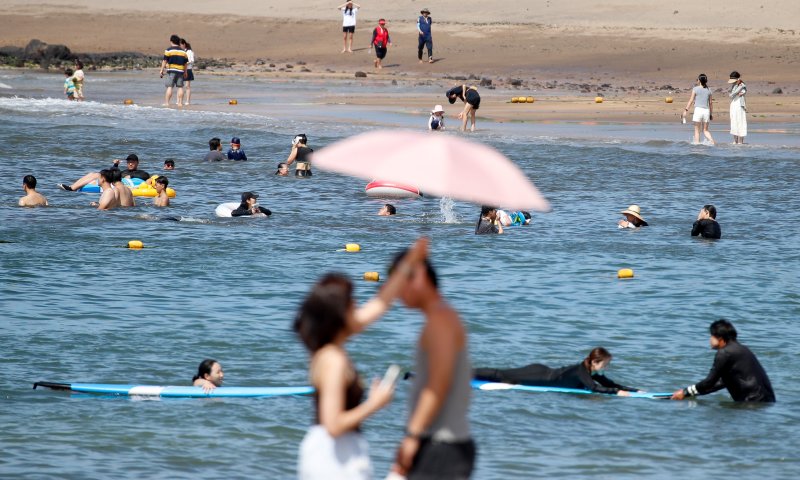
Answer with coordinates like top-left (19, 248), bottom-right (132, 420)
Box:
top-left (370, 19), bottom-right (392, 69)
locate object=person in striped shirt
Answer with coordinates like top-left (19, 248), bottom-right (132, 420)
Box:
top-left (159, 34), bottom-right (188, 106)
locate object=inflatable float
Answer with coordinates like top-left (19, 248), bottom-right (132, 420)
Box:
top-left (471, 380), bottom-right (671, 399)
top-left (215, 202), bottom-right (241, 217)
top-left (33, 381), bottom-right (314, 398)
top-left (365, 180), bottom-right (422, 199)
top-left (78, 177), bottom-right (176, 198)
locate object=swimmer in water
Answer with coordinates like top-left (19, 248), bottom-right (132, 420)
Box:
top-left (91, 169), bottom-right (120, 210)
top-left (475, 205), bottom-right (503, 234)
top-left (275, 162), bottom-right (289, 176)
top-left (618, 204), bottom-right (648, 229)
top-left (193, 359), bottom-right (224, 393)
top-left (497, 210), bottom-right (531, 227)
top-left (474, 347), bottom-right (641, 396)
top-left (18, 175), bottom-right (48, 207)
top-left (154, 176), bottom-right (170, 207)
top-left (231, 191), bottom-right (272, 217)
top-left (112, 168), bottom-right (135, 208)
top-left (163, 159), bottom-right (175, 170)
top-left (378, 204), bottom-right (396, 216)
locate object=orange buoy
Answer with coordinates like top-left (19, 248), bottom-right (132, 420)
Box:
top-left (665, 97), bottom-right (674, 103)
top-left (229, 99), bottom-right (238, 105)
top-left (123, 99), bottom-right (134, 105)
top-left (595, 97), bottom-right (604, 103)
top-left (526, 96), bottom-right (534, 103)
top-left (363, 272), bottom-right (380, 282)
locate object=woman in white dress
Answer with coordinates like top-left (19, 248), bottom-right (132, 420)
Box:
top-left (180, 38), bottom-right (195, 106)
top-left (728, 71), bottom-right (747, 144)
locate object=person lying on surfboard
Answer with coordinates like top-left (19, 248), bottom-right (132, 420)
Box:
top-left (474, 347), bottom-right (641, 396)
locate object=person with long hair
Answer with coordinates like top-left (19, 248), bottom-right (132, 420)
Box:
top-left (337, 1), bottom-right (360, 53)
top-left (180, 39), bottom-right (195, 106)
top-left (286, 134), bottom-right (314, 177)
top-left (727, 71), bottom-right (747, 144)
top-left (474, 347), bottom-right (639, 396)
top-left (193, 359), bottom-right (224, 393)
top-left (72, 59), bottom-right (85, 101)
top-left (295, 238), bottom-right (428, 479)
top-left (683, 73), bottom-right (716, 145)
top-left (475, 205), bottom-right (503, 235)
top-left (446, 84), bottom-right (480, 132)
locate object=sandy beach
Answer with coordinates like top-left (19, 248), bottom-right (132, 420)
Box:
top-left (2, 0), bottom-right (800, 123)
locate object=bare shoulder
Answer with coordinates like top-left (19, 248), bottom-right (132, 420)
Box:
top-left (424, 302), bottom-right (465, 342)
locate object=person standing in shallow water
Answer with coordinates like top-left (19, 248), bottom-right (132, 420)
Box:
top-left (295, 239), bottom-right (428, 480)
top-left (446, 84), bottom-right (480, 132)
top-left (691, 204), bottom-right (721, 239)
top-left (180, 39), bottom-right (195, 106)
top-left (683, 73), bottom-right (715, 145)
top-left (728, 71), bottom-right (747, 144)
top-left (286, 134), bottom-right (314, 177)
top-left (671, 319), bottom-right (775, 402)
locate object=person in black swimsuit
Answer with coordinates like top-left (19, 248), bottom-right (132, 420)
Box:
top-left (446, 84), bottom-right (480, 132)
top-left (671, 319), bottom-right (775, 402)
top-left (286, 134), bottom-right (314, 177)
top-left (474, 347), bottom-right (639, 396)
top-left (691, 204), bottom-right (721, 239)
top-left (294, 239), bottom-right (428, 478)
top-left (230, 191), bottom-right (271, 217)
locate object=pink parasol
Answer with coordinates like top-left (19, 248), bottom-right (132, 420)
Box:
top-left (312, 130), bottom-right (550, 211)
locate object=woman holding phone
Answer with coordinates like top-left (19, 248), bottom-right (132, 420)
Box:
top-left (295, 238), bottom-right (428, 480)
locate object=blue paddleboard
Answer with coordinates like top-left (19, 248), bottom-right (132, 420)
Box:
top-left (34, 382), bottom-right (314, 398)
top-left (471, 380), bottom-right (671, 399)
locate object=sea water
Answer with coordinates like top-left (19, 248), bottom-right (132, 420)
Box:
top-left (1, 71), bottom-right (799, 479)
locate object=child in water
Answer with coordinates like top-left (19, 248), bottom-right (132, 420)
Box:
top-left (227, 137), bottom-right (247, 161)
top-left (428, 105), bottom-right (445, 130)
top-left (63, 68), bottom-right (76, 101)
top-left (154, 176), bottom-right (170, 207)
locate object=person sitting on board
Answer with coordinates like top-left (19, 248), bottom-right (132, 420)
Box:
top-left (378, 204), bottom-right (396, 216)
top-left (227, 137), bottom-right (248, 161)
top-left (618, 204), bottom-right (648, 229)
top-left (286, 134), bottom-right (314, 177)
top-left (204, 137), bottom-right (227, 162)
top-left (428, 105), bottom-right (445, 130)
top-left (474, 347), bottom-right (639, 396)
top-left (193, 359), bottom-right (224, 393)
top-left (671, 319), bottom-right (775, 402)
top-left (275, 162), bottom-right (289, 176)
top-left (231, 191), bottom-right (271, 217)
top-left (475, 205), bottom-right (503, 234)
top-left (19, 175), bottom-right (48, 207)
top-left (691, 204), bottom-right (721, 239)
top-left (58, 154), bottom-right (150, 191)
top-left (497, 210), bottom-right (531, 227)
top-left (154, 176), bottom-right (170, 207)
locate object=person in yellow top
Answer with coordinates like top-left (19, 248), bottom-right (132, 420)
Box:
top-left (72, 59), bottom-right (85, 101)
top-left (158, 34), bottom-right (188, 107)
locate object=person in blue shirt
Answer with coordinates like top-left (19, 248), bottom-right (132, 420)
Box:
top-left (417, 8), bottom-right (433, 63)
top-left (227, 137), bottom-right (247, 161)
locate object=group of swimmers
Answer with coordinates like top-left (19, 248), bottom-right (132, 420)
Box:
top-left (204, 134), bottom-right (314, 178)
top-left (616, 203), bottom-right (722, 239)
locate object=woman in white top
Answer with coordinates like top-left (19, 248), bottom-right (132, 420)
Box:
top-left (180, 38), bottom-right (195, 106)
top-left (683, 73), bottom-right (715, 145)
top-left (728, 71), bottom-right (747, 144)
top-left (338, 2), bottom-right (360, 53)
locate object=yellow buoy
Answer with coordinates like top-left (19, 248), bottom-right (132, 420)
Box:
top-left (617, 268), bottom-right (634, 279)
top-left (123, 99), bottom-right (134, 105)
top-left (345, 243), bottom-right (361, 252)
top-left (128, 240), bottom-right (144, 249)
top-left (363, 272), bottom-right (380, 282)
top-left (665, 97), bottom-right (674, 103)
top-left (595, 97), bottom-right (604, 103)
top-left (229, 99), bottom-right (238, 105)
top-left (511, 97), bottom-right (519, 103)
top-left (526, 97), bottom-right (534, 103)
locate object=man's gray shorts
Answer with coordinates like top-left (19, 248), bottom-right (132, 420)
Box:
top-left (165, 72), bottom-right (185, 88)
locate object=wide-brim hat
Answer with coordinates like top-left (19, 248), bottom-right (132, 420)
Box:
top-left (432, 104), bottom-right (444, 113)
top-left (621, 204), bottom-right (645, 222)
top-left (728, 71), bottom-right (741, 84)
top-left (420, 8), bottom-right (430, 14)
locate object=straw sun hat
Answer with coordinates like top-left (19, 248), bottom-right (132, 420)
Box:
top-left (621, 204), bottom-right (645, 222)
top-left (432, 104), bottom-right (445, 113)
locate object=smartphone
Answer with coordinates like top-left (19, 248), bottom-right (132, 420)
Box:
top-left (380, 364), bottom-right (402, 388)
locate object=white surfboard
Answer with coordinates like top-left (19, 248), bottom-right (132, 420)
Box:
top-left (215, 202), bottom-right (240, 217)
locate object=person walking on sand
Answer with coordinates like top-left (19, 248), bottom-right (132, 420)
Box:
top-left (683, 73), bottom-right (715, 145)
top-left (159, 34), bottom-right (188, 107)
top-left (446, 84), bottom-right (480, 132)
top-left (417, 8), bottom-right (433, 64)
top-left (370, 19), bottom-right (392, 69)
top-left (389, 248), bottom-right (476, 479)
top-left (295, 239), bottom-right (428, 480)
top-left (338, 1), bottom-right (360, 53)
top-left (19, 175), bottom-right (48, 207)
top-left (180, 39), bottom-right (195, 106)
top-left (728, 71), bottom-right (747, 144)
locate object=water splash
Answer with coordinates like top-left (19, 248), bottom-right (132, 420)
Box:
top-left (439, 197), bottom-right (459, 224)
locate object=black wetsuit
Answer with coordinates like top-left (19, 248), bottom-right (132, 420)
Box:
top-left (119, 168), bottom-right (151, 181)
top-left (684, 340), bottom-right (775, 402)
top-left (231, 205), bottom-right (272, 217)
top-left (474, 362), bottom-right (636, 394)
top-left (691, 219), bottom-right (721, 239)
